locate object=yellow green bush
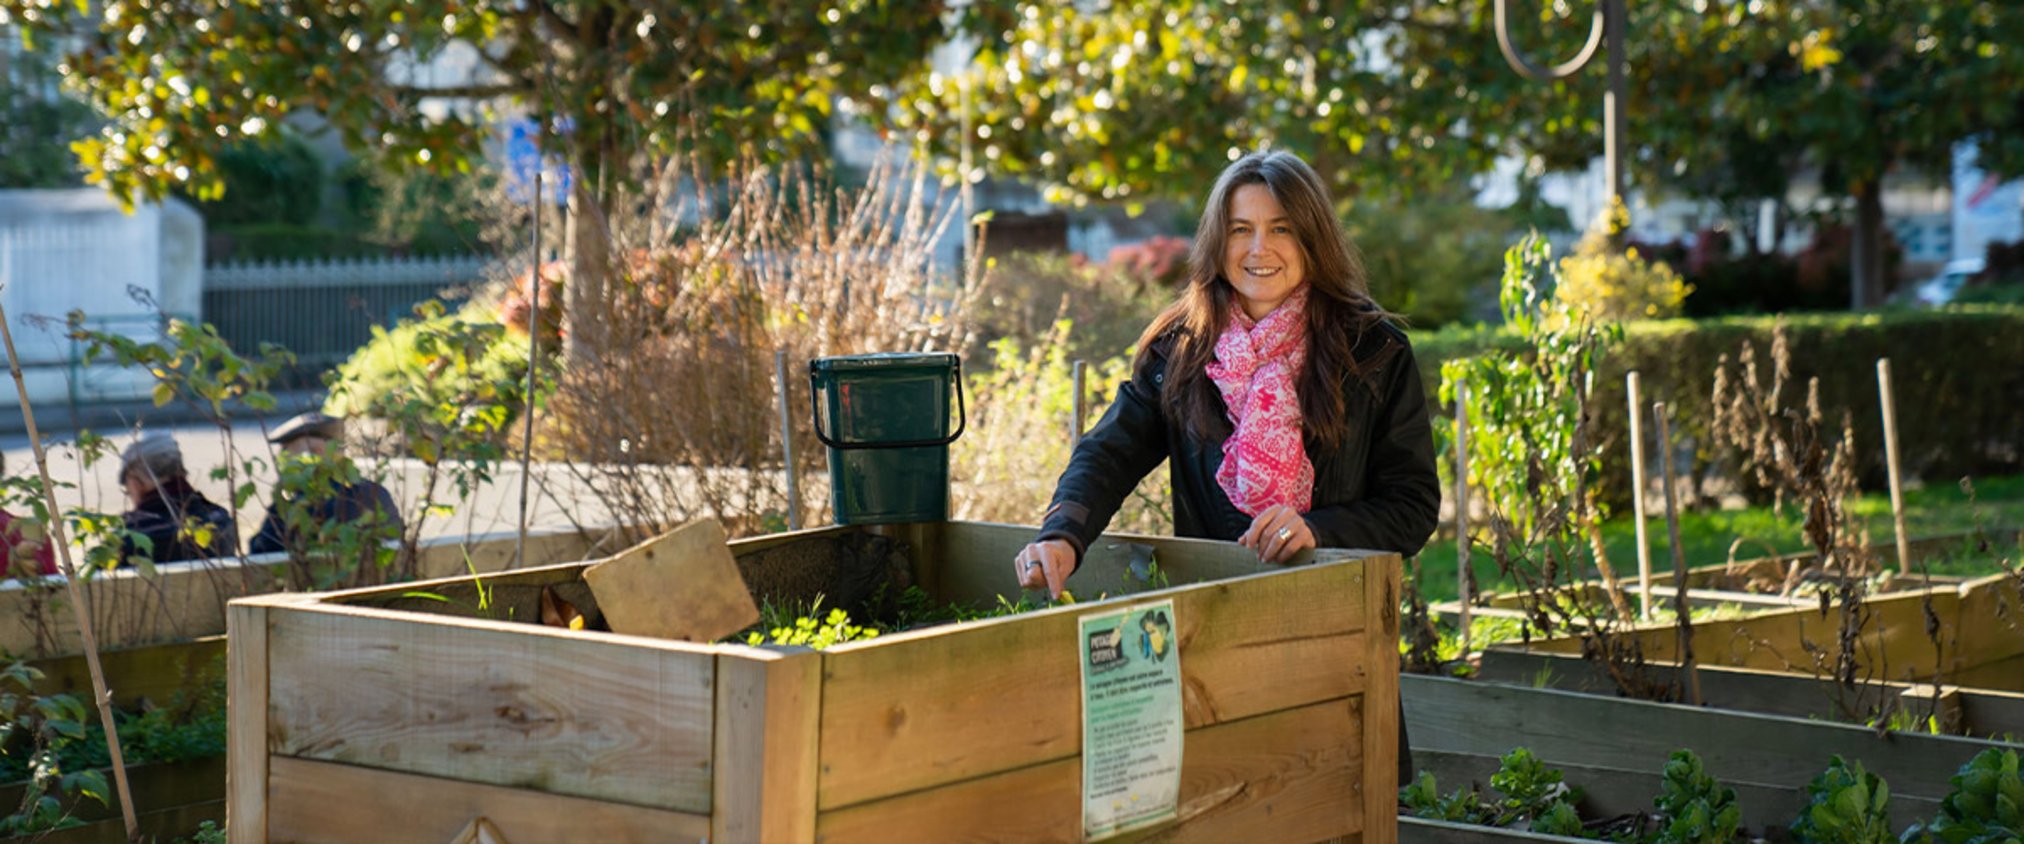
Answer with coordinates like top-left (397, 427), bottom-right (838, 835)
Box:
top-left (1552, 198), bottom-right (1693, 327)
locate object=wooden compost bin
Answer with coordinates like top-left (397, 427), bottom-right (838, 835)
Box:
top-left (227, 522), bottom-right (1401, 844)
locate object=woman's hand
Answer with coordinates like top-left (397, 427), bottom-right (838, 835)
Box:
top-left (1239, 505), bottom-right (1316, 564)
top-left (1014, 539), bottom-right (1075, 599)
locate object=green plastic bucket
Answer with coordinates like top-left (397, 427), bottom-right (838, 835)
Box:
top-left (809, 352), bottom-right (966, 525)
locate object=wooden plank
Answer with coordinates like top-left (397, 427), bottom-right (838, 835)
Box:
top-left (0, 526), bottom-right (608, 657)
top-left (25, 635), bottom-right (226, 711)
top-left (1957, 686), bottom-right (2024, 740)
top-left (712, 648), bottom-right (822, 844)
top-left (1480, 647), bottom-right (2024, 739)
top-left (1402, 675), bottom-right (2014, 805)
top-left (227, 595), bottom-right (282, 843)
top-left (265, 756), bottom-right (710, 844)
top-left (585, 519), bottom-right (758, 643)
top-left (927, 521), bottom-right (1331, 609)
top-left (28, 799), bottom-right (226, 844)
top-left (1521, 587), bottom-right (1968, 683)
top-left (818, 560), bottom-right (1371, 810)
top-left (265, 603), bottom-right (716, 813)
top-left (1401, 816), bottom-right (1586, 843)
top-left (1476, 648), bottom-right (1901, 722)
top-left (1363, 556), bottom-right (1402, 844)
top-left (1951, 573), bottom-right (2024, 676)
top-left (0, 756), bottom-right (225, 825)
top-left (815, 696), bottom-right (1365, 844)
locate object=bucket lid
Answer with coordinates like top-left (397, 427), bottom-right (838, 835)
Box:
top-left (810, 351), bottom-right (960, 373)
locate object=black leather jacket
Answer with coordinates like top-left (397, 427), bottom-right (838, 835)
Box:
top-left (1037, 321), bottom-right (1441, 569)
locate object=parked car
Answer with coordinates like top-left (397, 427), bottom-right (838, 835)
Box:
top-left (1913, 257), bottom-right (1985, 306)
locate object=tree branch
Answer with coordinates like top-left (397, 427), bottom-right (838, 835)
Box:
top-left (392, 82), bottom-right (529, 99)
top-left (530, 0), bottom-right (580, 43)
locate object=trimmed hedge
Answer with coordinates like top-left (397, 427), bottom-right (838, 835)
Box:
top-left (1414, 306), bottom-right (2024, 505)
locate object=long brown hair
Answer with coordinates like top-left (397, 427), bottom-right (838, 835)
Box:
top-left (1132, 150), bottom-right (1393, 452)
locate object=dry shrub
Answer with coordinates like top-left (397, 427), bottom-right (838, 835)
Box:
top-left (952, 319), bottom-right (1170, 535)
top-left (534, 157), bottom-right (974, 543)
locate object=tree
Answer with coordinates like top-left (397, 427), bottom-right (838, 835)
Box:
top-left (0, 40), bottom-right (94, 188)
top-left (1632, 1), bottom-right (2024, 307)
top-left (887, 1), bottom-right (1597, 213)
top-left (891, 0), bottom-right (2024, 308)
top-left (0, 0), bottom-right (969, 363)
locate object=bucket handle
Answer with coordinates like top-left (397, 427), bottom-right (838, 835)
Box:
top-left (809, 360), bottom-right (968, 450)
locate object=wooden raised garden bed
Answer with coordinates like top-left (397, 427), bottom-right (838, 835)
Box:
top-left (1508, 571), bottom-right (2024, 690)
top-left (1, 757), bottom-right (225, 844)
top-left (1, 524), bottom-right (616, 658)
top-left (1401, 674), bottom-right (2019, 839)
top-left (227, 521), bottom-right (1402, 843)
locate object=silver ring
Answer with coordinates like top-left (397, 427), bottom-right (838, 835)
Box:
top-left (1275, 526), bottom-right (1293, 542)
top-left (1024, 561), bottom-right (1042, 570)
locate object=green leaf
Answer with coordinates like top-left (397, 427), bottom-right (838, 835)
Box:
top-left (151, 382), bottom-right (175, 407)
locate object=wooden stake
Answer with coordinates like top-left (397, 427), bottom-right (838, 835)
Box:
top-left (1877, 358), bottom-right (1910, 578)
top-left (1455, 380), bottom-right (1472, 657)
top-left (1070, 360), bottom-right (1087, 447)
top-left (1627, 371), bottom-right (1653, 620)
top-left (777, 349), bottom-right (802, 531)
top-left (514, 163), bottom-right (545, 570)
top-left (0, 294), bottom-right (138, 838)
top-left (1654, 401), bottom-right (1700, 706)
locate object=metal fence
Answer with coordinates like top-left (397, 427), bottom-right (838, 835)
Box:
top-left (202, 254), bottom-right (492, 383)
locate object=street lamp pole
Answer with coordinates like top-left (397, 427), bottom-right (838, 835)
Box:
top-left (1493, 0), bottom-right (1627, 206)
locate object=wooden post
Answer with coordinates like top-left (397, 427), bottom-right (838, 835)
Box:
top-left (712, 650), bottom-right (821, 843)
top-left (1654, 402), bottom-right (1701, 706)
top-left (777, 349), bottom-right (802, 530)
top-left (1877, 359), bottom-right (1910, 578)
top-left (1454, 380), bottom-right (1473, 657)
top-left (514, 165), bottom-right (545, 570)
top-left (1363, 555), bottom-right (1402, 844)
top-left (0, 295), bottom-right (139, 838)
top-left (1627, 372), bottom-right (1653, 620)
top-left (227, 597), bottom-right (278, 842)
top-left (1071, 360), bottom-right (1088, 447)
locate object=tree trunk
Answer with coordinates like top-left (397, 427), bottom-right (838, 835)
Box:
top-left (563, 177), bottom-right (609, 367)
top-left (1848, 181), bottom-right (1886, 309)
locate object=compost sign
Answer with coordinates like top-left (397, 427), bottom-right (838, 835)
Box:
top-left (1078, 599), bottom-right (1183, 840)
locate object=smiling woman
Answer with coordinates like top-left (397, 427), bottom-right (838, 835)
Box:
top-left (1012, 149), bottom-right (1439, 589)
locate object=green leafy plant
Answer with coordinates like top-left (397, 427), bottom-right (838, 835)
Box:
top-left (181, 820), bottom-right (227, 844)
top-left (1435, 235), bottom-right (1664, 698)
top-left (1901, 748), bottom-right (2024, 844)
top-left (1791, 755), bottom-right (1892, 844)
top-left (0, 662), bottom-right (107, 835)
top-left (1490, 747), bottom-right (1585, 833)
top-left (743, 599), bottom-right (881, 651)
top-left (1400, 770), bottom-right (1493, 825)
top-left (1653, 750), bottom-right (1741, 844)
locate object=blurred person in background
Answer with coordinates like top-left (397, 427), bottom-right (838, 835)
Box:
top-left (119, 431), bottom-right (236, 565)
top-left (250, 411), bottom-right (403, 556)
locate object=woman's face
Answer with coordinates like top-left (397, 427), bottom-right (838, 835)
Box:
top-left (1220, 182), bottom-right (1307, 322)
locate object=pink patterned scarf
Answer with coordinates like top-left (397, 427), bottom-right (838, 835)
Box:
top-left (1205, 289), bottom-right (1314, 516)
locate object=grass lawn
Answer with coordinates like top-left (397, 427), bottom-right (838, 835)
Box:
top-left (1408, 475), bottom-right (2024, 603)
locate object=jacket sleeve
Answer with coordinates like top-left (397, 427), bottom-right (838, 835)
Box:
top-left (1302, 339), bottom-right (1441, 556)
top-left (249, 506), bottom-right (286, 555)
top-left (1035, 355), bottom-right (1171, 567)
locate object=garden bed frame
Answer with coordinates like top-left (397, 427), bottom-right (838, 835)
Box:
top-left (0, 757), bottom-right (225, 844)
top-left (0, 524), bottom-right (623, 658)
top-left (227, 521), bottom-right (1403, 843)
top-left (1401, 674), bottom-right (2020, 840)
